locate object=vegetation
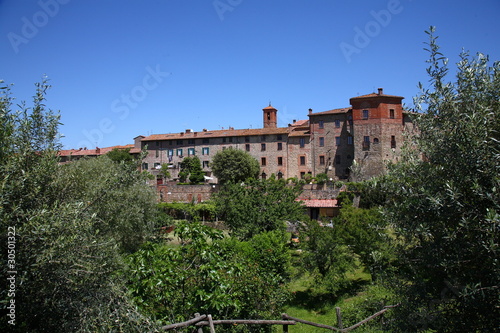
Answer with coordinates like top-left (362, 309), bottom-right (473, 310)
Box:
top-left (126, 222), bottom-right (290, 332)
top-left (214, 176), bottom-right (306, 240)
top-left (1, 28), bottom-right (498, 332)
top-left (211, 147), bottom-right (260, 184)
top-left (379, 27), bottom-right (500, 331)
top-left (0, 79), bottom-right (159, 332)
top-left (179, 155), bottom-right (205, 184)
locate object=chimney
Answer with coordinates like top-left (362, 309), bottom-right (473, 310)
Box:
top-left (203, 128), bottom-right (208, 132)
top-left (185, 129), bottom-right (192, 133)
top-left (308, 108), bottom-right (313, 114)
top-left (378, 88), bottom-right (383, 95)
top-left (96, 147), bottom-right (100, 154)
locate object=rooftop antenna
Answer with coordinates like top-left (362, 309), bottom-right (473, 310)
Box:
top-left (269, 100), bottom-right (271, 106)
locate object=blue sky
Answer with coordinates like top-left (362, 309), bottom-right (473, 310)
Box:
top-left (1, 0), bottom-right (499, 149)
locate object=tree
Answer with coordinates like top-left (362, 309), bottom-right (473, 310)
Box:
top-left (381, 28), bottom-right (500, 331)
top-left (126, 222), bottom-right (290, 329)
top-left (214, 176), bottom-right (306, 240)
top-left (179, 156), bottom-right (204, 184)
top-left (106, 147), bottom-right (134, 163)
top-left (0, 79), bottom-right (159, 332)
top-left (159, 162), bottom-right (171, 180)
top-left (211, 147), bottom-right (260, 184)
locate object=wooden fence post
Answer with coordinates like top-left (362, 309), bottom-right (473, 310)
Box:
top-left (195, 313), bottom-right (203, 333)
top-left (207, 314), bottom-right (216, 333)
top-left (335, 307), bottom-right (343, 330)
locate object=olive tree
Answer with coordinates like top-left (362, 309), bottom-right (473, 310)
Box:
top-left (382, 28), bottom-right (500, 331)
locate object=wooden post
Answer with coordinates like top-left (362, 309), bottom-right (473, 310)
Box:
top-left (335, 307), bottom-right (343, 330)
top-left (195, 313), bottom-right (203, 333)
top-left (283, 324), bottom-right (289, 333)
top-left (207, 314), bottom-right (216, 333)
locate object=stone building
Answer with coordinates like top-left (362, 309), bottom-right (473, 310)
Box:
top-left (138, 88), bottom-right (414, 184)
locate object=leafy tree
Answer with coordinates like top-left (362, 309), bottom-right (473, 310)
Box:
top-left (179, 156), bottom-right (204, 184)
top-left (106, 147), bottom-right (133, 163)
top-left (381, 28), bottom-right (500, 331)
top-left (126, 222), bottom-right (290, 331)
top-left (0, 79), bottom-right (159, 332)
top-left (211, 147), bottom-right (260, 184)
top-left (159, 162), bottom-right (171, 180)
top-left (214, 176), bottom-right (306, 240)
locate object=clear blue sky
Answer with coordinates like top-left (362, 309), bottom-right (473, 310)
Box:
top-left (1, 0), bottom-right (499, 149)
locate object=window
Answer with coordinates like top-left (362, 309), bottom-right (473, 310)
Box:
top-left (202, 147), bottom-right (209, 155)
top-left (319, 137), bottom-right (325, 147)
top-left (363, 136), bottom-right (370, 150)
top-left (222, 137), bottom-right (227, 143)
top-left (245, 144), bottom-right (250, 151)
top-left (335, 136), bottom-right (341, 146)
top-left (319, 155), bottom-right (325, 165)
top-left (261, 143), bottom-right (266, 151)
top-left (373, 138), bottom-right (379, 143)
top-left (391, 135), bottom-right (396, 148)
top-left (300, 172), bottom-right (306, 179)
top-left (300, 156), bottom-right (306, 165)
top-left (319, 120), bottom-right (324, 129)
top-left (155, 141), bottom-right (160, 147)
top-left (202, 138), bottom-right (209, 144)
top-left (188, 139), bottom-right (195, 145)
top-left (168, 149), bottom-right (174, 156)
top-left (261, 172), bottom-right (267, 180)
top-left (335, 155), bottom-right (341, 164)
top-left (390, 109), bottom-right (395, 119)
top-left (176, 148), bottom-right (183, 156)
top-left (335, 119), bottom-right (341, 128)
top-left (277, 171), bottom-right (283, 179)
top-left (277, 142), bottom-right (283, 150)
top-left (188, 148), bottom-right (195, 155)
top-left (362, 109), bottom-right (369, 119)
top-left (245, 136), bottom-right (250, 143)
top-left (347, 136), bottom-right (353, 145)
top-left (203, 161), bottom-right (209, 168)
top-left (261, 135), bottom-right (266, 142)
top-left (155, 149), bottom-right (159, 158)
top-left (177, 139), bottom-right (183, 145)
top-left (154, 162), bottom-right (161, 169)
top-left (277, 134), bottom-right (283, 141)
top-left (141, 162), bottom-right (148, 170)
top-left (229, 137), bottom-right (233, 143)
top-left (300, 138), bottom-right (305, 148)
top-left (261, 157), bottom-right (266, 166)
top-left (277, 156), bottom-right (283, 166)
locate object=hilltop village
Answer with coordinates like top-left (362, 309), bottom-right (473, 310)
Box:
top-left (59, 88), bottom-right (415, 216)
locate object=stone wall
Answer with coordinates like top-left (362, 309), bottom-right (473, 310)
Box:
top-left (157, 182), bottom-right (220, 203)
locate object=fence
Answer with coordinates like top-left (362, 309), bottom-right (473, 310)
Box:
top-left (162, 305), bottom-right (399, 332)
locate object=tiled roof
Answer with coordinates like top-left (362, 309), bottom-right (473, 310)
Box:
top-left (300, 199), bottom-right (338, 208)
top-left (58, 144), bottom-right (134, 157)
top-left (309, 107), bottom-right (351, 116)
top-left (263, 105), bottom-right (277, 110)
top-left (350, 92), bottom-right (404, 99)
top-left (142, 126), bottom-right (294, 142)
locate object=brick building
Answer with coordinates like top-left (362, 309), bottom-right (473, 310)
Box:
top-left (138, 88), bottom-right (414, 184)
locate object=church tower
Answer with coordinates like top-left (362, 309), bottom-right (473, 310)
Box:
top-left (262, 105), bottom-right (277, 128)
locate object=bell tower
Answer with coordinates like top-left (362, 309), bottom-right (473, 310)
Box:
top-left (262, 104), bottom-right (277, 128)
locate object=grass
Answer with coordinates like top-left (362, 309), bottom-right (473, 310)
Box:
top-left (283, 251), bottom-right (381, 332)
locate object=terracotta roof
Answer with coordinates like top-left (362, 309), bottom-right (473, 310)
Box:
top-left (309, 107), bottom-right (351, 116)
top-left (350, 92), bottom-right (404, 99)
top-left (142, 127), bottom-right (291, 142)
top-left (288, 129), bottom-right (310, 137)
top-left (300, 199), bottom-right (338, 208)
top-left (263, 105), bottom-right (277, 110)
top-left (58, 144), bottom-right (134, 157)
top-left (291, 119), bottom-right (309, 126)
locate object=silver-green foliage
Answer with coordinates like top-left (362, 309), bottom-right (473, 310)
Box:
top-left (382, 28), bottom-right (500, 331)
top-left (0, 79), bottom-right (159, 332)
